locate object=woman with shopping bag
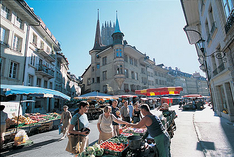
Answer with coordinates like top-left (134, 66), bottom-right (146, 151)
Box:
top-left (66, 101), bottom-right (90, 154)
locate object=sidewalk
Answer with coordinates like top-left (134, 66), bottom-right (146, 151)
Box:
top-left (193, 105), bottom-right (234, 157)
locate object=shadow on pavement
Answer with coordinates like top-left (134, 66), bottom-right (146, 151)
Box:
top-left (198, 141), bottom-right (216, 150)
top-left (1, 138), bottom-right (59, 156)
top-left (221, 118), bottom-right (234, 151)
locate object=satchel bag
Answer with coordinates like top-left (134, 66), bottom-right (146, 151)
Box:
top-left (66, 116), bottom-right (82, 154)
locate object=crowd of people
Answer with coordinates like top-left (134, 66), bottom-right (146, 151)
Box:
top-left (61, 99), bottom-right (171, 157)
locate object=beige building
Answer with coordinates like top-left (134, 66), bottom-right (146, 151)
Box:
top-left (82, 12), bottom-right (209, 96)
top-left (1, 0), bottom-right (81, 113)
top-left (0, 1), bottom-right (39, 86)
top-left (181, 0), bottom-right (234, 121)
top-left (82, 13), bottom-right (188, 95)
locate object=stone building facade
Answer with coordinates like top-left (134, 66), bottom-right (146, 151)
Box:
top-left (82, 12), bottom-right (209, 96)
top-left (181, 0), bottom-right (234, 121)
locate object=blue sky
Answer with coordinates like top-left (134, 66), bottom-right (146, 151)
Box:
top-left (26, 0), bottom-right (206, 77)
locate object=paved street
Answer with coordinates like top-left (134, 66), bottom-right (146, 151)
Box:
top-left (1, 104), bottom-right (234, 157)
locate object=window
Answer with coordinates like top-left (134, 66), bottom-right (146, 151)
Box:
top-left (0, 27), bottom-right (9, 44)
top-left (102, 56), bottom-right (107, 66)
top-left (0, 57), bottom-right (5, 76)
top-left (30, 54), bottom-right (36, 66)
top-left (124, 54), bottom-right (128, 62)
top-left (103, 85), bottom-right (107, 93)
top-left (40, 41), bottom-right (44, 49)
top-left (222, 0), bottom-right (234, 19)
top-left (15, 16), bottom-right (23, 29)
top-left (103, 71), bottom-right (107, 80)
top-left (87, 78), bottom-right (91, 85)
top-left (9, 61), bottom-right (18, 79)
top-left (129, 57), bottom-right (133, 65)
top-left (125, 69), bottom-right (129, 78)
top-left (33, 34), bottom-right (37, 46)
top-left (46, 46), bottom-right (50, 53)
top-left (134, 59), bottom-right (137, 66)
top-left (1, 4), bottom-right (10, 20)
top-left (209, 7), bottom-right (214, 25)
top-left (97, 63), bottom-right (100, 69)
top-left (131, 71), bottom-right (135, 79)
top-left (44, 80), bottom-right (48, 88)
top-left (92, 66), bottom-right (95, 72)
top-left (97, 77), bottom-right (100, 83)
top-left (124, 84), bottom-right (129, 90)
top-left (12, 34), bottom-right (22, 52)
top-left (37, 78), bottom-right (41, 87)
top-left (119, 52), bottom-right (122, 57)
top-left (28, 75), bottom-right (33, 86)
top-left (92, 78), bottom-right (95, 83)
top-left (116, 65), bottom-right (123, 74)
top-left (135, 72), bottom-right (138, 80)
top-left (49, 82), bottom-right (53, 89)
top-left (141, 68), bottom-right (145, 74)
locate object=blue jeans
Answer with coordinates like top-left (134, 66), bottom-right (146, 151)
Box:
top-left (154, 131), bottom-right (171, 157)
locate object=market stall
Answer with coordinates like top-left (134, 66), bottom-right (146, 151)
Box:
top-left (75, 126), bottom-right (159, 157)
top-left (0, 84), bottom-right (70, 149)
top-left (73, 92), bottom-right (119, 120)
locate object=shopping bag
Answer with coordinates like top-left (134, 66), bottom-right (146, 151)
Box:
top-left (59, 124), bottom-right (63, 134)
top-left (65, 134), bottom-right (80, 154)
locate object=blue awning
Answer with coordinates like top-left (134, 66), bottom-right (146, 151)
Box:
top-left (79, 91), bottom-right (112, 97)
top-left (1, 84), bottom-right (70, 100)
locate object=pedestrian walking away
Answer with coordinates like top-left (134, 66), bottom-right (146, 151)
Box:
top-left (60, 105), bottom-right (72, 140)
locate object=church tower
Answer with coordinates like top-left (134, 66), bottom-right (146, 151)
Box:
top-left (112, 12), bottom-right (125, 91)
top-left (91, 9), bottom-right (102, 52)
top-left (112, 12), bottom-right (124, 45)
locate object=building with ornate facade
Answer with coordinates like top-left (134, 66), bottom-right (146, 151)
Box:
top-left (82, 12), bottom-right (209, 96)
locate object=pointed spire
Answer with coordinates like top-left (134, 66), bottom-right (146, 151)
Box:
top-left (92, 9), bottom-right (102, 50)
top-left (114, 11), bottom-right (122, 33)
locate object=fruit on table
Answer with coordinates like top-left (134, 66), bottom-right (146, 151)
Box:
top-left (100, 141), bottom-right (127, 152)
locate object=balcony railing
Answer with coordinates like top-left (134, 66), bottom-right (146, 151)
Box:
top-left (37, 49), bottom-right (55, 62)
top-left (36, 64), bottom-right (54, 79)
top-left (225, 10), bottom-right (234, 33)
top-left (218, 63), bottom-right (225, 73)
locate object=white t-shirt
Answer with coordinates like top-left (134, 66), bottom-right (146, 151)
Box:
top-left (98, 114), bottom-right (117, 133)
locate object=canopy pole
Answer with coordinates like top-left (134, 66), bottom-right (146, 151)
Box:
top-left (16, 95), bottom-right (22, 133)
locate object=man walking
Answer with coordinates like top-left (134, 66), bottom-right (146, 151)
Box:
top-left (60, 105), bottom-right (72, 139)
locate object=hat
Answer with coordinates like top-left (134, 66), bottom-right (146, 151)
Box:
top-left (63, 105), bottom-right (68, 108)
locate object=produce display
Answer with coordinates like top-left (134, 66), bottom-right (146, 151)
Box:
top-left (107, 135), bottom-right (128, 144)
top-left (100, 141), bottom-right (128, 152)
top-left (122, 127), bottom-right (147, 134)
top-left (76, 143), bottom-right (104, 157)
top-left (6, 115), bottom-right (37, 128)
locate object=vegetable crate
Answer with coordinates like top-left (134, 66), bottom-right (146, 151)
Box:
top-left (104, 146), bottom-right (128, 157)
top-left (100, 141), bottom-right (129, 157)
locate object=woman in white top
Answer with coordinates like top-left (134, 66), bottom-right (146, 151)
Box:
top-left (97, 106), bottom-right (128, 144)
